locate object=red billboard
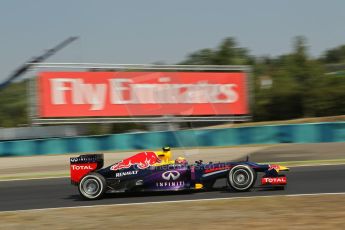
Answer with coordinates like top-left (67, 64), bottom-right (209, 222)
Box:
top-left (38, 71), bottom-right (248, 117)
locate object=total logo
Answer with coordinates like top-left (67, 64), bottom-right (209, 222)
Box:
top-left (263, 177), bottom-right (286, 183)
top-left (162, 171), bottom-right (180, 181)
top-left (71, 165), bottom-right (93, 170)
top-left (261, 177), bottom-right (287, 185)
top-left (115, 171), bottom-right (139, 177)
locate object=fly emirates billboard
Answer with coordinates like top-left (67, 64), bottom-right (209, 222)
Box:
top-left (38, 72), bottom-right (249, 117)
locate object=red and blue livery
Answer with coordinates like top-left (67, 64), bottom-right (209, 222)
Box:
top-left (70, 147), bottom-right (289, 200)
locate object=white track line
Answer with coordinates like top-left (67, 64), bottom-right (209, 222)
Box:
top-left (0, 176), bottom-right (69, 182)
top-left (288, 162), bottom-right (345, 168)
top-left (1, 192), bottom-right (345, 214)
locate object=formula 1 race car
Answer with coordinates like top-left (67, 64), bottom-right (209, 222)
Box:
top-left (70, 147), bottom-right (289, 200)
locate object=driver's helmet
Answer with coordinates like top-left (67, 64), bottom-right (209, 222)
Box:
top-left (158, 146), bottom-right (172, 162)
top-left (175, 157), bottom-right (187, 165)
top-left (162, 146), bottom-right (171, 152)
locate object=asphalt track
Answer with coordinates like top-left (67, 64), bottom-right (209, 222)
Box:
top-left (0, 164), bottom-right (345, 212)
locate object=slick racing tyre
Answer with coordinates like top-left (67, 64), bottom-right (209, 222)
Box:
top-left (78, 173), bottom-right (106, 200)
top-left (227, 165), bottom-right (257, 192)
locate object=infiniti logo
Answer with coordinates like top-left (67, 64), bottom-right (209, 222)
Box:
top-left (162, 171), bottom-right (180, 181)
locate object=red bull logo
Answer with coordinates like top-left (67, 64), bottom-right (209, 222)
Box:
top-left (268, 164), bottom-right (280, 170)
top-left (110, 151), bottom-right (161, 171)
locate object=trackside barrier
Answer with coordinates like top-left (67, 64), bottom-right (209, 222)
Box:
top-left (0, 122), bottom-right (344, 156)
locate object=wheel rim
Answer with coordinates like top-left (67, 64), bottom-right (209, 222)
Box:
top-left (79, 176), bottom-right (103, 199)
top-left (83, 178), bottom-right (99, 196)
top-left (232, 169), bottom-right (250, 186)
top-left (229, 166), bottom-right (254, 191)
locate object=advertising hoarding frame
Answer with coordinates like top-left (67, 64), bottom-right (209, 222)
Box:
top-left (28, 63), bottom-right (253, 125)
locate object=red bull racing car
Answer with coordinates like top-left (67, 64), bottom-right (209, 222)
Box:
top-left (70, 147), bottom-right (289, 200)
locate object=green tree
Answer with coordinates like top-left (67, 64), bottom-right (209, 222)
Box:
top-left (306, 75), bottom-right (345, 116)
top-left (179, 48), bottom-right (215, 65)
top-left (0, 81), bottom-right (28, 127)
top-left (322, 45), bottom-right (345, 63)
top-left (180, 37), bottom-right (252, 65)
top-left (253, 36), bottom-right (326, 120)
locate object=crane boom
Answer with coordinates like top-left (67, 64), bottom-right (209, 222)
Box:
top-left (0, 36), bottom-right (79, 89)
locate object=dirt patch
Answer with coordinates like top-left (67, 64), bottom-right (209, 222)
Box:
top-left (1, 194), bottom-right (344, 229)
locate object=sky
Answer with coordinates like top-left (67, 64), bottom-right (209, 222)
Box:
top-left (1, 0), bottom-right (345, 81)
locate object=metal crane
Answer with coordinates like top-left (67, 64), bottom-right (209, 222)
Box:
top-left (0, 36), bottom-right (79, 89)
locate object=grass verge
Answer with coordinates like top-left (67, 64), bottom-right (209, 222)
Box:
top-left (1, 194), bottom-right (344, 229)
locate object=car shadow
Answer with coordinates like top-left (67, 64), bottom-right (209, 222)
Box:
top-left (65, 190), bottom-right (197, 202)
top-left (217, 185), bottom-right (285, 194)
top-left (65, 185), bottom-right (286, 201)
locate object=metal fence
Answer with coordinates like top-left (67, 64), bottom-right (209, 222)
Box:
top-left (0, 122), bottom-right (344, 156)
top-left (0, 125), bottom-right (86, 141)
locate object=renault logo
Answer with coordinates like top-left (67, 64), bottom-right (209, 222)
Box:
top-left (162, 171), bottom-right (180, 181)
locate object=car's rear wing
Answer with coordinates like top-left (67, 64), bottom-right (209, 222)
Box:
top-left (70, 154), bottom-right (104, 184)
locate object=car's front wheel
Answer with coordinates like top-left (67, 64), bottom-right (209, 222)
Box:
top-left (78, 173), bottom-right (106, 200)
top-left (227, 165), bottom-right (256, 192)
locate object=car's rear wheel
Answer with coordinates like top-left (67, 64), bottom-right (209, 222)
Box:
top-left (78, 173), bottom-right (106, 200)
top-left (227, 165), bottom-right (256, 192)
